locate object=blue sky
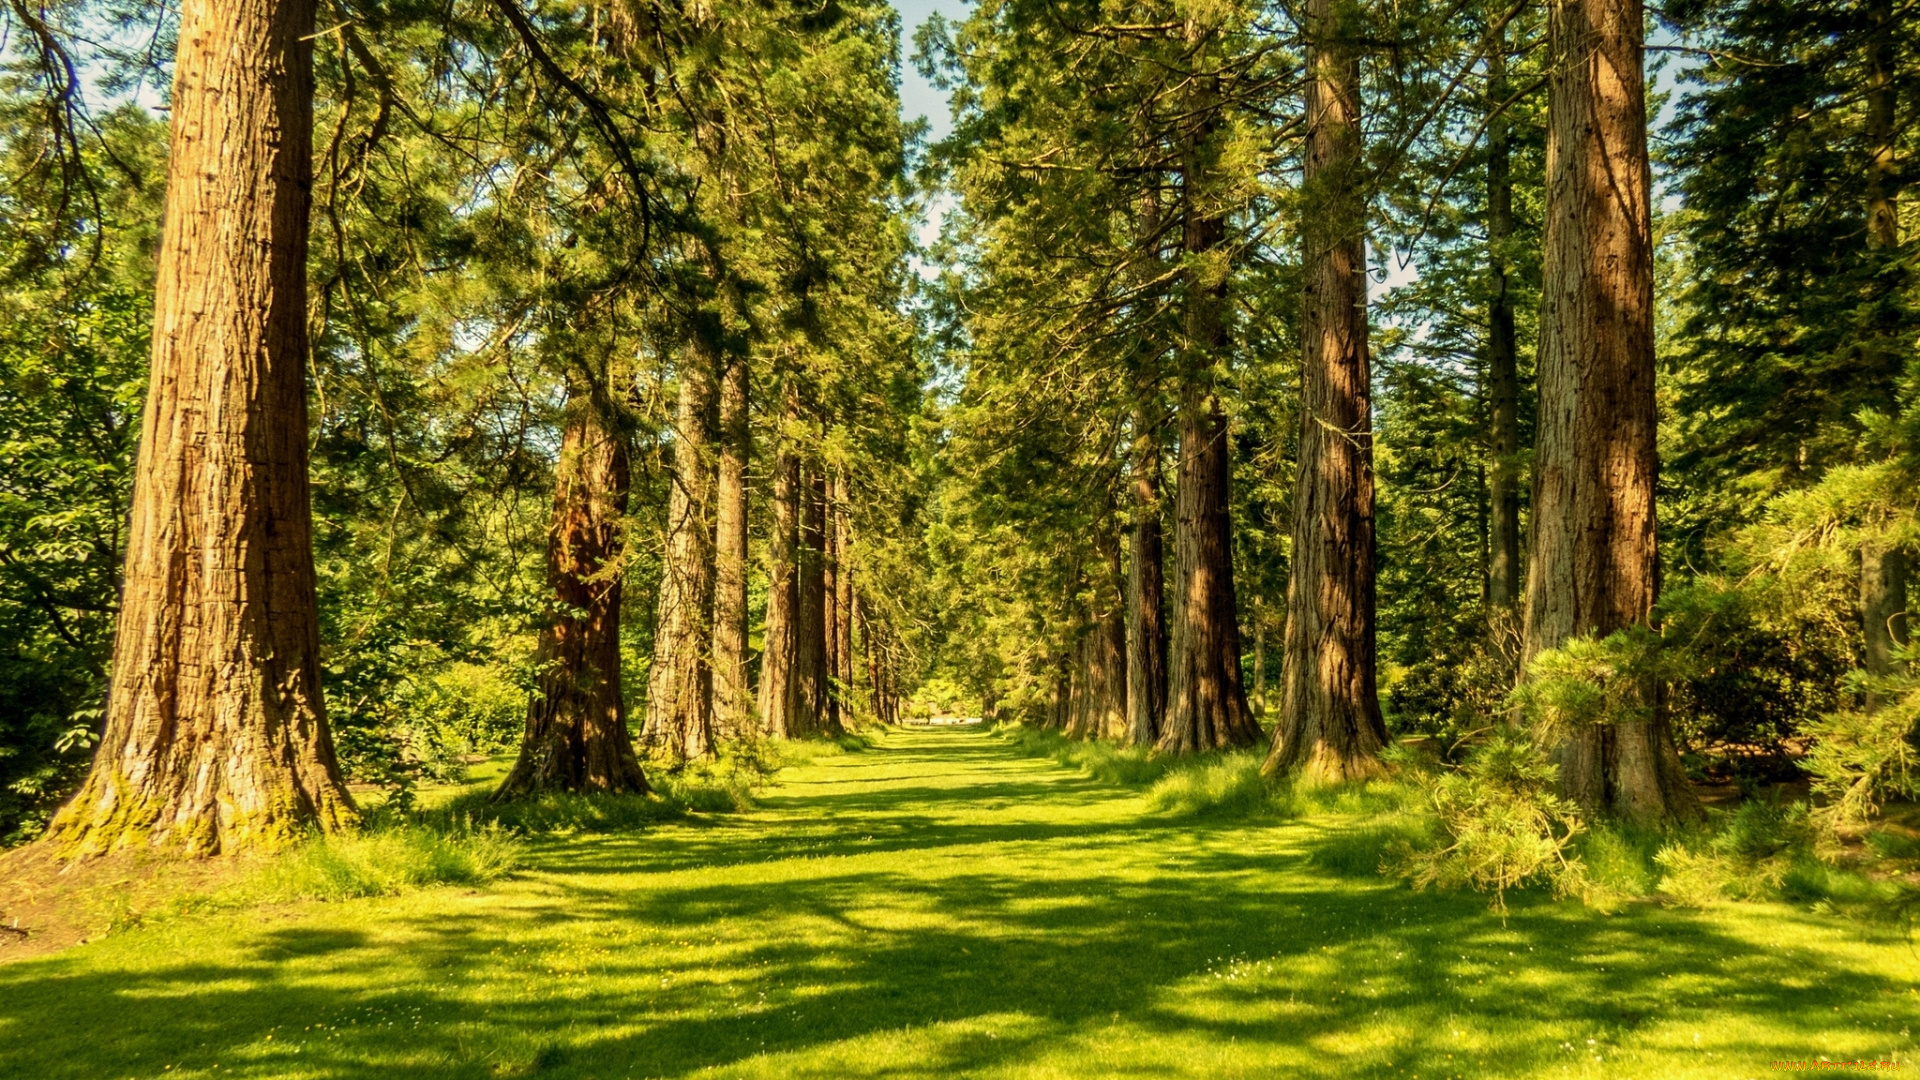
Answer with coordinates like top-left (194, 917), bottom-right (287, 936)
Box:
top-left (893, 0), bottom-right (968, 143)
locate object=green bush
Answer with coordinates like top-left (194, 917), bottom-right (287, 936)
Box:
top-left (1392, 733), bottom-right (1589, 913)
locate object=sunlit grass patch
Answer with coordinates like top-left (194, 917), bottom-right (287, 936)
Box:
top-left (245, 821), bottom-right (522, 902)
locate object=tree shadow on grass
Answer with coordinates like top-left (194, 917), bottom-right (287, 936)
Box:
top-left (0, 726), bottom-right (1912, 1079)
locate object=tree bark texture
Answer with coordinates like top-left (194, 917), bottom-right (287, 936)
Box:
top-left (642, 352), bottom-right (717, 762)
top-left (48, 0), bottom-right (356, 855)
top-left (1524, 0), bottom-right (1697, 822)
top-left (1268, 0), bottom-right (1388, 782)
top-left (1486, 30), bottom-right (1523, 610)
top-left (497, 383), bottom-right (650, 797)
top-left (1126, 415), bottom-right (1168, 747)
top-left (757, 385), bottom-right (805, 737)
top-left (711, 352), bottom-right (751, 738)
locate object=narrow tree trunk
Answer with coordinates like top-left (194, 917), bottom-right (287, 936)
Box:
top-left (791, 464), bottom-right (837, 736)
top-left (822, 476), bottom-right (841, 733)
top-left (642, 350), bottom-right (717, 762)
top-left (1253, 595), bottom-right (1266, 719)
top-left (757, 384), bottom-right (802, 737)
top-left (1066, 632), bottom-right (1094, 738)
top-left (711, 351), bottom-right (751, 738)
top-left (1267, 0), bottom-right (1388, 782)
top-left (47, 0), bottom-right (356, 855)
top-left (1486, 27), bottom-right (1522, 611)
top-left (1524, 0), bottom-right (1697, 822)
top-left (497, 381), bottom-right (650, 797)
top-left (1126, 413), bottom-right (1168, 747)
top-left (833, 472), bottom-right (856, 721)
top-left (1861, 0), bottom-right (1908, 692)
top-left (1093, 531), bottom-right (1129, 739)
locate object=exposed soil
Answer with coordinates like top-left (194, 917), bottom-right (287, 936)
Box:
top-left (0, 843), bottom-right (246, 964)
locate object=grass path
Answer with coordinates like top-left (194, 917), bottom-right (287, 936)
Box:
top-left (1, 724), bottom-right (1915, 1078)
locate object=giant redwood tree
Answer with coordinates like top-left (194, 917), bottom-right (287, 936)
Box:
top-left (1155, 67), bottom-right (1260, 754)
top-left (1267, 0), bottom-right (1388, 783)
top-left (1523, 0), bottom-right (1696, 821)
top-left (46, 0), bottom-right (357, 855)
top-left (497, 376), bottom-right (650, 796)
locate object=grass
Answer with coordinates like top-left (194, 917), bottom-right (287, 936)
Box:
top-left (1, 722), bottom-right (1915, 1078)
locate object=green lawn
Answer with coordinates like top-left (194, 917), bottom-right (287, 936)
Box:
top-left (1, 724), bottom-right (1913, 1078)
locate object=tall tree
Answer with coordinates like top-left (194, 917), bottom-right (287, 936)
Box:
top-left (1267, 0), bottom-right (1388, 781)
top-left (1156, 43), bottom-right (1261, 754)
top-left (498, 375), bottom-right (650, 796)
top-left (1859, 0), bottom-right (1909, 686)
top-left (1126, 414), bottom-right (1168, 745)
top-left (711, 352), bottom-right (752, 735)
top-left (643, 344), bottom-right (718, 761)
top-left (47, 0), bottom-right (357, 855)
top-left (1485, 23), bottom-right (1523, 611)
top-left (1523, 0), bottom-right (1696, 820)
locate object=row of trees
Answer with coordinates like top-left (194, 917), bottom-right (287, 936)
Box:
top-left (1, 0), bottom-right (924, 853)
top-left (920, 0), bottom-right (1915, 822)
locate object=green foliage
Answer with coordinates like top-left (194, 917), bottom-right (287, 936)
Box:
top-left (0, 101), bottom-right (165, 844)
top-left (1801, 648), bottom-right (1920, 830)
top-left (1393, 734), bottom-right (1588, 913)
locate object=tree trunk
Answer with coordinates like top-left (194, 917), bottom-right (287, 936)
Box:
top-left (496, 380), bottom-right (650, 798)
top-left (642, 350), bottom-right (717, 762)
top-left (1126, 413), bottom-right (1168, 747)
top-left (833, 472), bottom-right (856, 721)
top-left (1092, 531), bottom-right (1129, 739)
top-left (1154, 61), bottom-right (1260, 755)
top-left (711, 351), bottom-right (751, 738)
top-left (1861, 0), bottom-right (1908, 693)
top-left (1524, 0), bottom-right (1697, 822)
top-left (1486, 26), bottom-right (1522, 611)
top-left (1253, 595), bottom-right (1266, 719)
top-left (47, 0), bottom-right (356, 856)
top-left (1267, 0), bottom-right (1388, 782)
top-left (757, 383), bottom-right (802, 737)
top-left (795, 465), bottom-right (839, 735)
top-left (1863, 545), bottom-right (1909, 707)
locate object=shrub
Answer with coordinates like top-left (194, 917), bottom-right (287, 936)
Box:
top-left (1392, 733), bottom-right (1588, 914)
top-left (1800, 647), bottom-right (1920, 832)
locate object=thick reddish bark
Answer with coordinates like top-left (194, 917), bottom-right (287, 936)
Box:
top-left (1267, 0), bottom-right (1388, 782)
top-left (1158, 381), bottom-right (1260, 753)
top-left (497, 383), bottom-right (649, 797)
top-left (642, 351), bottom-right (717, 762)
top-left (1524, 0), bottom-right (1696, 822)
top-left (47, 0), bottom-right (355, 855)
top-left (711, 352), bottom-right (752, 737)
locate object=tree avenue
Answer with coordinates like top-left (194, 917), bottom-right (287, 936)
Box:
top-left (1, 0), bottom-right (1915, 983)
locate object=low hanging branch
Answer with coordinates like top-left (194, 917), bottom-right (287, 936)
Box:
top-left (488, 0), bottom-right (657, 256)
